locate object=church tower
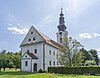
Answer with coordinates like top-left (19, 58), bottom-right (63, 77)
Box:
top-left (56, 6), bottom-right (68, 45)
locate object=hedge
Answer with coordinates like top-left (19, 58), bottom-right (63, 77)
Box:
top-left (48, 67), bottom-right (100, 74)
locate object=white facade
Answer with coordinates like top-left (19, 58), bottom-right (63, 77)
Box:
top-left (20, 26), bottom-right (62, 72)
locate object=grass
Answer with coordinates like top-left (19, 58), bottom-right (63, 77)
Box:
top-left (0, 68), bottom-right (100, 78)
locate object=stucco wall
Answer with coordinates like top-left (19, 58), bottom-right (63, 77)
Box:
top-left (21, 42), bottom-right (44, 72)
top-left (45, 43), bottom-right (60, 70)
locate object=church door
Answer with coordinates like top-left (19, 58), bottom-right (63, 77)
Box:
top-left (34, 63), bottom-right (37, 72)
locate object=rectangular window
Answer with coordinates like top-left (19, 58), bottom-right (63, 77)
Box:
top-left (57, 61), bottom-right (59, 65)
top-left (57, 53), bottom-right (58, 57)
top-left (49, 61), bottom-right (51, 65)
top-left (49, 50), bottom-right (51, 55)
top-left (53, 61), bottom-right (55, 65)
top-left (53, 51), bottom-right (55, 56)
top-left (25, 61), bottom-right (28, 66)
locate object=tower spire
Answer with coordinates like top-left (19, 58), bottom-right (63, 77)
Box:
top-left (56, 6), bottom-right (68, 45)
top-left (61, 5), bottom-right (63, 14)
top-left (57, 6), bottom-right (66, 31)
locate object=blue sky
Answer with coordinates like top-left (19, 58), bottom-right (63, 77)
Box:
top-left (0, 0), bottom-right (100, 53)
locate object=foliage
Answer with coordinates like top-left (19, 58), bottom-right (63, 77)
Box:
top-left (74, 48), bottom-right (99, 66)
top-left (48, 66), bottom-right (100, 75)
top-left (73, 48), bottom-right (94, 66)
top-left (0, 50), bottom-right (21, 71)
top-left (89, 49), bottom-right (99, 65)
top-left (38, 69), bottom-right (47, 73)
top-left (58, 37), bottom-right (83, 66)
top-left (72, 51), bottom-right (85, 66)
top-left (84, 60), bottom-right (96, 66)
top-left (0, 68), bottom-right (100, 78)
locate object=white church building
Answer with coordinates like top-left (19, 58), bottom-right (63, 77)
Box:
top-left (20, 8), bottom-right (68, 72)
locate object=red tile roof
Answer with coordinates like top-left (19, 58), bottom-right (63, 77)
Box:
top-left (39, 32), bottom-right (62, 49)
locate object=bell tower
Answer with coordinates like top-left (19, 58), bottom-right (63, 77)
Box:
top-left (56, 6), bottom-right (68, 45)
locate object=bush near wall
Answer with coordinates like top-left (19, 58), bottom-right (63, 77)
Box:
top-left (48, 67), bottom-right (100, 75)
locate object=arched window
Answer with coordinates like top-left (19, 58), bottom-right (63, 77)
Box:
top-left (25, 61), bottom-right (28, 66)
top-left (59, 32), bottom-right (62, 35)
top-left (33, 37), bottom-right (35, 41)
top-left (27, 50), bottom-right (29, 53)
top-left (34, 49), bottom-right (37, 53)
top-left (49, 61), bottom-right (51, 65)
top-left (29, 38), bottom-right (31, 42)
top-left (60, 38), bottom-right (62, 43)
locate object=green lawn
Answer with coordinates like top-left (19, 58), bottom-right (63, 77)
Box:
top-left (0, 68), bottom-right (100, 78)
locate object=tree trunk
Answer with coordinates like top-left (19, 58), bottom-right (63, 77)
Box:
top-left (3, 67), bottom-right (5, 71)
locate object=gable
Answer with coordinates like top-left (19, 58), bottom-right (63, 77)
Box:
top-left (22, 52), bottom-right (31, 59)
top-left (22, 52), bottom-right (38, 59)
top-left (20, 26), bottom-right (45, 46)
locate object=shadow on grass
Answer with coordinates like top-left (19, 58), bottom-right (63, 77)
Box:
top-left (0, 71), bottom-right (34, 75)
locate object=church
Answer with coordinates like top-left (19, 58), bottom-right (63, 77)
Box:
top-left (20, 7), bottom-right (68, 72)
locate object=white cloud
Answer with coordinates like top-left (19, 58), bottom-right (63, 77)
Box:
top-left (96, 48), bottom-right (100, 52)
top-left (8, 27), bottom-right (29, 34)
top-left (79, 33), bottom-right (100, 39)
top-left (94, 33), bottom-right (100, 38)
top-left (79, 33), bottom-right (92, 39)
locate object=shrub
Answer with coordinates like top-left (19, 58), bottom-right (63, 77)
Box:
top-left (48, 66), bottom-right (100, 75)
top-left (38, 69), bottom-right (47, 73)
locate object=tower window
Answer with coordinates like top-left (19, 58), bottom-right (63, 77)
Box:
top-left (25, 61), bottom-right (28, 66)
top-left (33, 37), bottom-right (35, 41)
top-left (29, 38), bottom-right (31, 42)
top-left (34, 49), bottom-right (37, 53)
top-left (59, 32), bottom-right (62, 35)
top-left (49, 61), bottom-right (51, 65)
top-left (60, 38), bottom-right (62, 43)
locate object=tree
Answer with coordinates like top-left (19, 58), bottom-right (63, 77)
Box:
top-left (84, 60), bottom-right (96, 66)
top-left (0, 50), bottom-right (7, 71)
top-left (13, 52), bottom-right (21, 70)
top-left (0, 50), bottom-right (21, 71)
top-left (58, 37), bottom-right (83, 66)
top-left (72, 51), bottom-right (85, 66)
top-left (89, 49), bottom-right (99, 65)
top-left (0, 53), bottom-right (2, 71)
top-left (80, 48), bottom-right (94, 65)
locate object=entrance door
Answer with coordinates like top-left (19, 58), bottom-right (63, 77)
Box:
top-left (34, 63), bottom-right (37, 72)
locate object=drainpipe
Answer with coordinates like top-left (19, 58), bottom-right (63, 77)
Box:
top-left (43, 42), bottom-right (45, 70)
top-left (31, 59), bottom-right (32, 72)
